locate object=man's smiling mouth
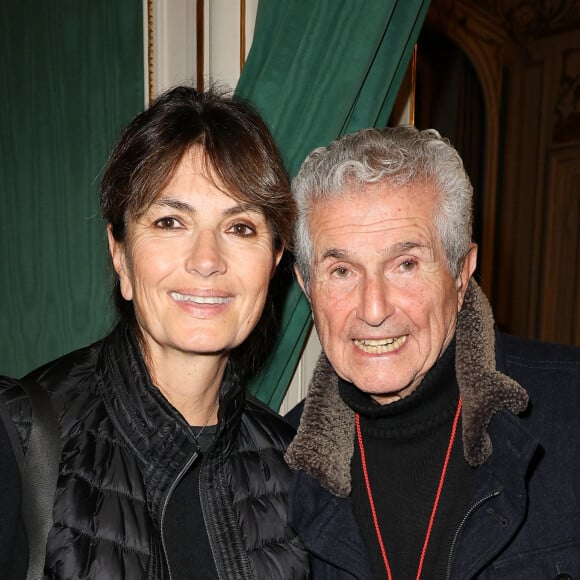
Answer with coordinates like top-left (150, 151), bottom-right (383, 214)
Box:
top-left (353, 335), bottom-right (407, 353)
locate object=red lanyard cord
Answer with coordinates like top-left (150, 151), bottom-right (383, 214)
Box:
top-left (355, 398), bottom-right (462, 580)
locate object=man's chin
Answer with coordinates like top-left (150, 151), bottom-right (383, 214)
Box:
top-left (354, 379), bottom-right (419, 405)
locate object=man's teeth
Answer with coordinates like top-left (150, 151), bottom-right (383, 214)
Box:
top-left (354, 335), bottom-right (407, 353)
top-left (170, 292), bottom-right (232, 304)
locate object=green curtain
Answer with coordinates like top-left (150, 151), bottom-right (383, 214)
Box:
top-left (235, 0), bottom-right (430, 410)
top-left (0, 1), bottom-right (144, 377)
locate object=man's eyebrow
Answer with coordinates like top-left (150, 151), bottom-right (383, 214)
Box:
top-left (389, 241), bottom-right (428, 253)
top-left (320, 248), bottom-right (349, 262)
top-left (320, 242), bottom-right (426, 261)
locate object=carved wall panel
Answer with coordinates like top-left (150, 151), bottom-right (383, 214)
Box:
top-left (539, 147), bottom-right (580, 344)
top-left (554, 47), bottom-right (580, 143)
top-left (426, 0), bottom-right (580, 345)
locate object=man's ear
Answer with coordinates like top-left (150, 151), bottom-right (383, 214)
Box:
top-left (107, 225), bottom-right (133, 301)
top-left (294, 263), bottom-right (310, 302)
top-left (456, 243), bottom-right (478, 311)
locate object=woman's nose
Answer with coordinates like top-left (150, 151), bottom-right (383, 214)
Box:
top-left (185, 230), bottom-right (227, 277)
top-left (358, 274), bottom-right (394, 327)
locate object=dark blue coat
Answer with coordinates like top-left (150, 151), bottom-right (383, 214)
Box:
top-left (285, 282), bottom-right (580, 579)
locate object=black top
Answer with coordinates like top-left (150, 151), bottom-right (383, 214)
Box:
top-left (165, 425), bottom-right (219, 580)
top-left (0, 405), bottom-right (28, 580)
top-left (340, 340), bottom-right (474, 579)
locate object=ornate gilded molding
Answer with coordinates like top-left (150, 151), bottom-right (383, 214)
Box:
top-left (147, 0), bottom-right (154, 103)
top-left (554, 47), bottom-right (580, 142)
top-left (496, 0), bottom-right (580, 38)
top-left (197, 0), bottom-right (204, 92)
top-left (240, 0), bottom-right (246, 73)
top-left (434, 0), bottom-right (580, 39)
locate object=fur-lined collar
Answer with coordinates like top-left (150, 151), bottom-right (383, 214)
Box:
top-left (285, 280), bottom-right (529, 497)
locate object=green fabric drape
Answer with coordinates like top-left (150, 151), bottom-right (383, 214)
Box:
top-left (0, 1), bottom-right (144, 377)
top-left (235, 0), bottom-right (430, 410)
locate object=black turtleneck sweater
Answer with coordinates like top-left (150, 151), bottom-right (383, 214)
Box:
top-left (340, 340), bottom-right (473, 579)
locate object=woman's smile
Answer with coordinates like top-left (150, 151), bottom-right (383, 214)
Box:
top-left (169, 290), bottom-right (234, 305)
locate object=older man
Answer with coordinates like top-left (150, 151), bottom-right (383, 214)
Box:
top-left (285, 126), bottom-right (580, 579)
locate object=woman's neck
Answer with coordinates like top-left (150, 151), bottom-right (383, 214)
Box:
top-left (145, 346), bottom-right (227, 426)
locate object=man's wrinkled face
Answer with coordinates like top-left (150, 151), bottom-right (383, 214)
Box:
top-left (296, 181), bottom-right (476, 404)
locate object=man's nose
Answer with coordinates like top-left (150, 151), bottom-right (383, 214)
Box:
top-left (358, 274), bottom-right (394, 326)
top-left (185, 230), bottom-right (227, 277)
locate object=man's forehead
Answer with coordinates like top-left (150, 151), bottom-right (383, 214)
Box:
top-left (309, 184), bottom-right (441, 266)
top-left (310, 195), bottom-right (436, 242)
top-left (313, 180), bottom-right (436, 214)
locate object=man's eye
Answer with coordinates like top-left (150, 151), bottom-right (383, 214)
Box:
top-left (332, 266), bottom-right (350, 278)
top-left (155, 217), bottom-right (179, 229)
top-left (229, 223), bottom-right (255, 237)
top-left (399, 260), bottom-right (416, 272)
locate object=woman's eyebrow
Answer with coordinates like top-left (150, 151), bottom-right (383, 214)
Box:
top-left (222, 204), bottom-right (264, 217)
top-left (152, 198), bottom-right (263, 217)
top-left (152, 198), bottom-right (194, 212)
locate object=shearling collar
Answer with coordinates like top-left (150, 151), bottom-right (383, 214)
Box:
top-left (285, 280), bottom-right (529, 497)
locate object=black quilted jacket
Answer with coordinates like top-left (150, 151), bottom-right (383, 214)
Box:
top-left (0, 323), bottom-right (309, 579)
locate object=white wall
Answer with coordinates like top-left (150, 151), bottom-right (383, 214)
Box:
top-left (146, 0), bottom-right (321, 412)
top-left (148, 0), bottom-right (259, 96)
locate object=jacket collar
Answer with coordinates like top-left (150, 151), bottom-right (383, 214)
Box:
top-left (95, 322), bottom-right (245, 466)
top-left (285, 280), bottom-right (529, 497)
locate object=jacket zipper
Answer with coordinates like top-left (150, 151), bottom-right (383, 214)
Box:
top-left (445, 488), bottom-right (502, 580)
top-left (160, 449), bottom-right (200, 580)
top-left (198, 461), bottom-right (226, 579)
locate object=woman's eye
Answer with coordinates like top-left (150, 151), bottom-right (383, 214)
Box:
top-left (229, 223), bottom-right (255, 237)
top-left (155, 217), bottom-right (180, 229)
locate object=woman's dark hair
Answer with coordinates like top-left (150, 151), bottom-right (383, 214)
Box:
top-left (100, 85), bottom-right (294, 377)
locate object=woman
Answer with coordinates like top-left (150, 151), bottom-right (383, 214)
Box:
top-left (0, 86), bottom-right (309, 579)
top-left (0, 404), bottom-right (27, 580)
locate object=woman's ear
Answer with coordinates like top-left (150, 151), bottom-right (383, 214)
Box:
top-left (269, 246), bottom-right (285, 280)
top-left (274, 246), bottom-right (284, 268)
top-left (107, 225), bottom-right (133, 301)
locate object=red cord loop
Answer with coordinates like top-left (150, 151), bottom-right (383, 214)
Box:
top-left (355, 397), bottom-right (462, 580)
